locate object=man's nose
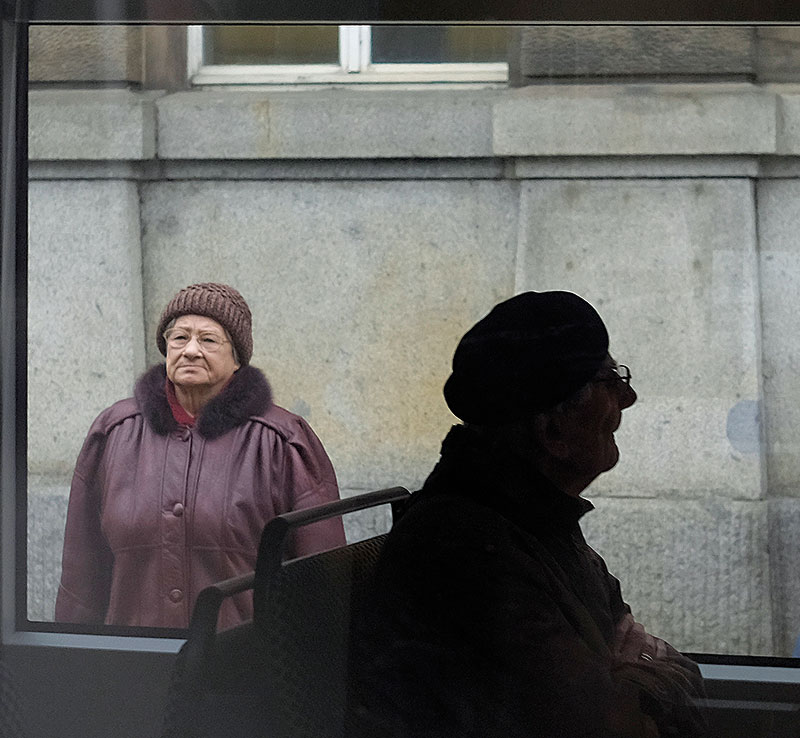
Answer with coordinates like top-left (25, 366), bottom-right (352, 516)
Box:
top-left (620, 381), bottom-right (637, 409)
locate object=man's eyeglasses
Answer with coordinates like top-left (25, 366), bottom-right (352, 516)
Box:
top-left (164, 328), bottom-right (231, 354)
top-left (593, 363), bottom-right (632, 386)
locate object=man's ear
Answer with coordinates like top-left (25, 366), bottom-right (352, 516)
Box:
top-left (532, 413), bottom-right (570, 460)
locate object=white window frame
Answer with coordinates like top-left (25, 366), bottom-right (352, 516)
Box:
top-left (187, 25), bottom-right (508, 85)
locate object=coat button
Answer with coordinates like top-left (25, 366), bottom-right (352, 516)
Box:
top-left (172, 503), bottom-right (184, 517)
top-left (172, 427), bottom-right (191, 441)
top-left (169, 588), bottom-right (183, 603)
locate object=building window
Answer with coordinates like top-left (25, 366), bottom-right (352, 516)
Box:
top-left (187, 25), bottom-right (510, 85)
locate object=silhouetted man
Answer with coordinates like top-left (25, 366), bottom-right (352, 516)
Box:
top-left (352, 291), bottom-right (707, 738)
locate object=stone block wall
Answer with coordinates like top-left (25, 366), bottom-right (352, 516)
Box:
top-left (513, 27), bottom-right (756, 83)
top-left (29, 25), bottom-right (142, 84)
top-left (23, 28), bottom-right (800, 657)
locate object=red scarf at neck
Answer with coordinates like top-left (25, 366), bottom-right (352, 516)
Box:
top-left (165, 379), bottom-right (196, 427)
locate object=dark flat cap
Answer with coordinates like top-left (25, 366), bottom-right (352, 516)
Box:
top-left (443, 291), bottom-right (609, 424)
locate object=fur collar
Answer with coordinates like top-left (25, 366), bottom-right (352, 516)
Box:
top-left (134, 364), bottom-right (273, 440)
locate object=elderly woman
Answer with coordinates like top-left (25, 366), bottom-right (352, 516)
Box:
top-left (55, 283), bottom-right (345, 629)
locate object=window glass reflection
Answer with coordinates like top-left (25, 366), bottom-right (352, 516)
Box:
top-left (371, 25), bottom-right (510, 63)
top-left (25, 23), bottom-right (800, 660)
top-left (204, 25), bottom-right (339, 65)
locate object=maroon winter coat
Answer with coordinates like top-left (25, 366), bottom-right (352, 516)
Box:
top-left (55, 364), bottom-right (345, 629)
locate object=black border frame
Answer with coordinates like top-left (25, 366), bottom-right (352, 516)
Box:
top-left (21, 0), bottom-right (800, 23)
top-left (1, 0), bottom-right (28, 643)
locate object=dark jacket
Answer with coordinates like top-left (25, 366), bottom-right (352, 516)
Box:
top-left (55, 364), bottom-right (345, 629)
top-left (351, 424), bottom-right (706, 738)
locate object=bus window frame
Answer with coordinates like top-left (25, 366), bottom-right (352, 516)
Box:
top-left (6, 0), bottom-right (800, 693)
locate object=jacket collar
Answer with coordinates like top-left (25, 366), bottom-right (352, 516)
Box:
top-left (421, 424), bottom-right (594, 531)
top-left (134, 363), bottom-right (273, 440)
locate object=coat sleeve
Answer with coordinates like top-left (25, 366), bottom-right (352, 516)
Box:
top-left (477, 538), bottom-right (708, 738)
top-left (276, 416), bottom-right (345, 558)
top-left (611, 613), bottom-right (708, 737)
top-left (54, 418), bottom-right (114, 624)
top-left (354, 504), bottom-right (706, 738)
top-left (600, 546), bottom-right (708, 736)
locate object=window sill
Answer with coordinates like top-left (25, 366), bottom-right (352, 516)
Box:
top-left (190, 62), bottom-right (508, 87)
top-left (2, 628), bottom-right (184, 652)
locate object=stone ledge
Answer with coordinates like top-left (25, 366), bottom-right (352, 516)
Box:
top-left (494, 84), bottom-right (776, 156)
top-left (156, 89), bottom-right (499, 160)
top-left (28, 84), bottom-right (793, 162)
top-left (510, 155), bottom-right (761, 179)
top-left (773, 85), bottom-right (800, 153)
top-left (28, 158), bottom-right (506, 181)
top-left (29, 154), bottom-right (800, 182)
top-left (30, 156), bottom-right (777, 182)
top-left (28, 89), bottom-right (160, 161)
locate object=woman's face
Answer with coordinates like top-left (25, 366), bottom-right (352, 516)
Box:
top-left (164, 314), bottom-right (240, 395)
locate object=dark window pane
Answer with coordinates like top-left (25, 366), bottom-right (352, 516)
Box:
top-left (205, 25), bottom-right (339, 65)
top-left (371, 26), bottom-right (509, 64)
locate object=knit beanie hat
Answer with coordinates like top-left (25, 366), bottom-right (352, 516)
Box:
top-left (156, 283), bottom-right (253, 365)
top-left (443, 291), bottom-right (609, 425)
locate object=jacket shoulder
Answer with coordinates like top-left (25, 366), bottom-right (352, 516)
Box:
top-left (87, 397), bottom-right (141, 436)
top-left (247, 403), bottom-right (317, 442)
